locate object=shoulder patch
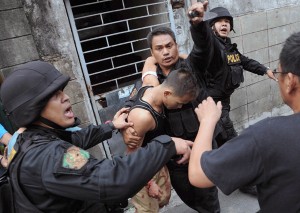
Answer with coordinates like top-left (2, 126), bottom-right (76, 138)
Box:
top-left (62, 146), bottom-right (90, 170)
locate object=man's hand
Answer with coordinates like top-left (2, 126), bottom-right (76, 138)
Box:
top-left (147, 181), bottom-right (162, 199)
top-left (195, 97), bottom-right (222, 125)
top-left (112, 108), bottom-right (133, 130)
top-left (171, 137), bottom-right (193, 164)
top-left (0, 147), bottom-right (8, 168)
top-left (121, 126), bottom-right (142, 149)
top-left (266, 69), bottom-right (277, 81)
top-left (188, 0), bottom-right (209, 24)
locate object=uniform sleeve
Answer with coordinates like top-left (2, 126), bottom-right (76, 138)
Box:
top-left (240, 54), bottom-right (267, 75)
top-left (42, 135), bottom-right (176, 203)
top-left (70, 124), bottom-right (113, 149)
top-left (187, 22), bottom-right (223, 78)
top-left (201, 127), bottom-right (265, 195)
top-left (187, 21), bottom-right (213, 74)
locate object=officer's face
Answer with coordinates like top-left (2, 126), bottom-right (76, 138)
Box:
top-left (163, 92), bottom-right (194, 109)
top-left (40, 90), bottom-right (75, 128)
top-left (150, 34), bottom-right (179, 70)
top-left (213, 18), bottom-right (230, 38)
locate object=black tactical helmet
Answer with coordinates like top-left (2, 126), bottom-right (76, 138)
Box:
top-left (209, 7), bottom-right (234, 31)
top-left (0, 61), bottom-right (70, 127)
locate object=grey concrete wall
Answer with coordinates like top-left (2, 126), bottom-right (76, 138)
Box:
top-left (0, 0), bottom-right (95, 126)
top-left (208, 0), bottom-right (300, 16)
top-left (21, 0), bottom-right (96, 126)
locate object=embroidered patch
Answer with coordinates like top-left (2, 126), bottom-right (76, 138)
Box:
top-left (62, 146), bottom-right (90, 170)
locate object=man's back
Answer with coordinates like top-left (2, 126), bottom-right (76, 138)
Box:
top-left (253, 113), bottom-right (300, 212)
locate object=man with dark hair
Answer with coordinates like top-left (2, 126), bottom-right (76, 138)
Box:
top-left (189, 31), bottom-right (300, 212)
top-left (125, 68), bottom-right (199, 212)
top-left (0, 60), bottom-right (192, 213)
top-left (123, 1), bottom-right (221, 212)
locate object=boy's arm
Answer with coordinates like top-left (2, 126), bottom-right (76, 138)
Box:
top-left (189, 97), bottom-right (222, 188)
top-left (125, 108), bottom-right (156, 152)
top-left (141, 54), bottom-right (188, 86)
top-left (142, 56), bottom-right (160, 86)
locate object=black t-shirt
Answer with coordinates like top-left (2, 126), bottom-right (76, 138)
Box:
top-left (201, 113), bottom-right (300, 212)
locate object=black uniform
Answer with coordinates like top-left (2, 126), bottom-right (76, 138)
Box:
top-left (200, 23), bottom-right (268, 146)
top-left (8, 124), bottom-right (177, 213)
top-left (154, 22), bottom-right (221, 213)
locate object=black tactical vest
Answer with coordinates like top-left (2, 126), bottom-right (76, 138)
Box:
top-left (224, 43), bottom-right (244, 91)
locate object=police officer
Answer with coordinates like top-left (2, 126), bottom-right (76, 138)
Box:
top-left (0, 61), bottom-right (192, 213)
top-left (194, 6), bottom-right (276, 195)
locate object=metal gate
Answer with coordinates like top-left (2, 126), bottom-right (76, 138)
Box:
top-left (64, 0), bottom-right (174, 157)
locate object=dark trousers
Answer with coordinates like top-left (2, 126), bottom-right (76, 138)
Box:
top-left (216, 109), bottom-right (237, 147)
top-left (167, 161), bottom-right (220, 213)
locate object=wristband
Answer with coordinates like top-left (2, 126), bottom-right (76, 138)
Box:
top-left (0, 124), bottom-right (8, 140)
top-left (142, 71), bottom-right (158, 82)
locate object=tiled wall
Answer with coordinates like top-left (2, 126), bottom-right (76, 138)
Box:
top-left (229, 5), bottom-right (300, 132)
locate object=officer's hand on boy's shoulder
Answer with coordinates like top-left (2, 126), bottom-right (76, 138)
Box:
top-left (171, 137), bottom-right (193, 164)
top-left (112, 107), bottom-right (134, 130)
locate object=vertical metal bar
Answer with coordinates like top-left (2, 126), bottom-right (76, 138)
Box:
top-left (64, 0), bottom-right (112, 159)
top-left (166, 0), bottom-right (176, 32)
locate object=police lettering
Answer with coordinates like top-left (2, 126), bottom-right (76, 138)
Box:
top-left (227, 54), bottom-right (241, 64)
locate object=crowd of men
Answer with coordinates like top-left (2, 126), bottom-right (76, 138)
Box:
top-left (1, 1), bottom-right (300, 213)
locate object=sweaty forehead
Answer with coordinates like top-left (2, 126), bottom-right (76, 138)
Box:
top-left (152, 34), bottom-right (175, 47)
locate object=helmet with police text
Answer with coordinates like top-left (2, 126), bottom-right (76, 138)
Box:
top-left (209, 7), bottom-right (234, 31)
top-left (0, 61), bottom-right (70, 127)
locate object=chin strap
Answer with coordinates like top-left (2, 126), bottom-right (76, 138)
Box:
top-left (38, 117), bottom-right (81, 130)
top-left (38, 117), bottom-right (65, 129)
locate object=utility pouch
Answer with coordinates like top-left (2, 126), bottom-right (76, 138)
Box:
top-left (166, 105), bottom-right (199, 139)
top-left (230, 65), bottom-right (244, 87)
